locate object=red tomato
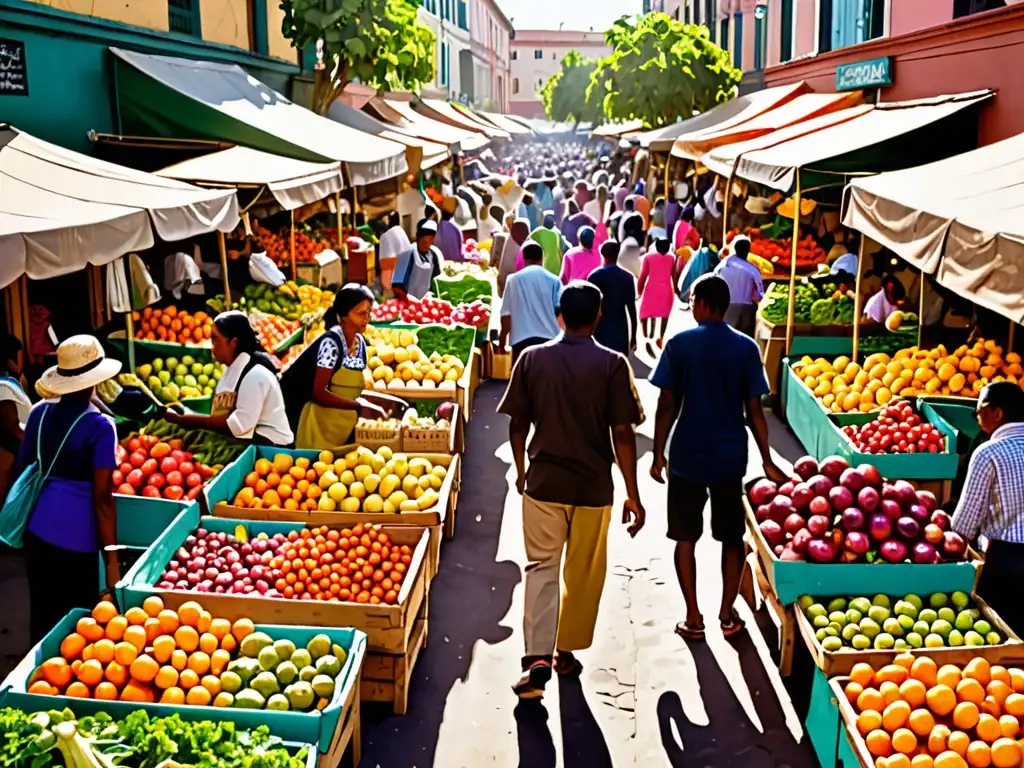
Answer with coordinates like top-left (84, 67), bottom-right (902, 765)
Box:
top-left (148, 473), bottom-right (166, 488)
top-left (164, 485), bottom-right (185, 501)
top-left (129, 451), bottom-right (146, 468)
top-left (141, 458), bottom-right (158, 476)
top-left (165, 471), bottom-right (184, 487)
top-left (160, 456), bottom-right (178, 474)
top-left (112, 470), bottom-right (123, 485)
top-left (141, 485), bottom-right (162, 498)
top-left (178, 461), bottom-right (194, 476)
top-left (185, 472), bottom-right (203, 488)
top-left (116, 484), bottom-right (136, 495)
top-left (127, 469), bottom-right (145, 487)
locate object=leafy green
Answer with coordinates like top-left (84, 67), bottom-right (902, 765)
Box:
top-left (809, 298), bottom-right (837, 326)
top-left (431, 275), bottom-right (492, 306)
top-left (414, 325), bottom-right (476, 365)
top-left (0, 708), bottom-right (57, 768)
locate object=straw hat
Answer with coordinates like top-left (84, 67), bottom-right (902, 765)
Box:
top-left (39, 335), bottom-right (121, 396)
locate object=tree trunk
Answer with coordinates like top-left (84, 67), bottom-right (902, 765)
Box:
top-left (312, 58), bottom-right (350, 115)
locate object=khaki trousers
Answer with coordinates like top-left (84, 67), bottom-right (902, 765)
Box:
top-left (522, 494), bottom-right (612, 657)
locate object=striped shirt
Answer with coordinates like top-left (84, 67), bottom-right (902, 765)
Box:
top-left (952, 423), bottom-right (1024, 543)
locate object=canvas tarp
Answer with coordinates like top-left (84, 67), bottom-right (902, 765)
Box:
top-left (378, 95), bottom-right (488, 151)
top-left (451, 103), bottom-right (512, 139)
top-left (0, 124), bottom-right (238, 289)
top-left (734, 90), bottom-right (994, 193)
top-left (328, 101), bottom-right (449, 176)
top-left (672, 91), bottom-right (861, 159)
top-left (479, 111), bottom-right (532, 135)
top-left (154, 147), bottom-right (343, 210)
top-left (111, 48), bottom-right (408, 186)
top-left (591, 119), bottom-right (645, 138)
top-left (844, 132), bottom-right (1024, 322)
top-left (416, 98), bottom-right (506, 139)
top-left (669, 82), bottom-right (809, 159)
top-left (701, 104), bottom-right (874, 177)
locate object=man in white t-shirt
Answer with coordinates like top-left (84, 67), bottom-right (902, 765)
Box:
top-left (863, 274), bottom-right (906, 324)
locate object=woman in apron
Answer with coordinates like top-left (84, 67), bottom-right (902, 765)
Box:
top-left (281, 285), bottom-right (402, 452)
top-left (164, 311), bottom-right (293, 447)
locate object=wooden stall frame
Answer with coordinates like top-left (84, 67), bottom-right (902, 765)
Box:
top-left (784, 177), bottom-right (802, 357)
top-left (318, 663), bottom-right (362, 767)
top-left (361, 593), bottom-right (427, 715)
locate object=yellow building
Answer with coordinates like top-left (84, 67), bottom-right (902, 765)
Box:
top-left (1, 0), bottom-right (301, 151)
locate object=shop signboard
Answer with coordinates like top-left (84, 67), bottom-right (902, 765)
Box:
top-left (836, 56), bottom-right (892, 92)
top-left (0, 38), bottom-right (28, 96)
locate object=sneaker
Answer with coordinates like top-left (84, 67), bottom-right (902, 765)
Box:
top-left (512, 659), bottom-right (552, 699)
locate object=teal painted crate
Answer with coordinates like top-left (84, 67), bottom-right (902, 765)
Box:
top-left (805, 665), bottom-right (842, 768)
top-left (745, 504), bottom-right (979, 606)
top-left (837, 726), bottom-right (860, 768)
top-left (201, 446), bottom-right (323, 509)
top-left (827, 408), bottom-right (959, 480)
top-left (791, 335), bottom-right (854, 357)
top-left (116, 496), bottom-right (190, 548)
top-left (0, 607), bottom-right (366, 755)
top-left (920, 399), bottom-right (982, 443)
top-left (783, 360), bottom-right (848, 460)
top-left (0, 699), bottom-right (319, 768)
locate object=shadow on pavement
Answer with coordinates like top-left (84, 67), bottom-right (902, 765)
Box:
top-left (360, 382), bottom-right (523, 765)
top-left (559, 674), bottom-right (614, 768)
top-left (515, 701), bottom-right (557, 768)
top-left (657, 633), bottom-right (817, 767)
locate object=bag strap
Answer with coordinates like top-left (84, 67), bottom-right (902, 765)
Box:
top-left (36, 405), bottom-right (91, 483)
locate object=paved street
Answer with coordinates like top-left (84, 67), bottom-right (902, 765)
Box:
top-left (360, 309), bottom-right (821, 767)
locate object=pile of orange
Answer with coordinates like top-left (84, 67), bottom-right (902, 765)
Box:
top-left (29, 597), bottom-right (255, 707)
top-left (133, 306), bottom-right (213, 345)
top-left (268, 523), bottom-right (412, 604)
top-left (846, 655), bottom-right (1024, 768)
top-left (252, 313), bottom-right (300, 351)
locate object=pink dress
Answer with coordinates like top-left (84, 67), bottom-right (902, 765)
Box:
top-left (638, 250), bottom-right (676, 320)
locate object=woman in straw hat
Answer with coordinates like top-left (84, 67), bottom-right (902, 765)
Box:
top-left (16, 335), bottom-right (121, 642)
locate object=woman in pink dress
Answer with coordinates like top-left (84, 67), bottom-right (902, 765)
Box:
top-left (638, 237), bottom-right (676, 354)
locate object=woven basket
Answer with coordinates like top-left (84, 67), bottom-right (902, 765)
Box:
top-left (354, 421), bottom-right (403, 452)
top-left (401, 405), bottom-right (458, 454)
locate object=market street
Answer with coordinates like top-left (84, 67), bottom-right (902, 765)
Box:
top-left (360, 308), bottom-right (820, 767)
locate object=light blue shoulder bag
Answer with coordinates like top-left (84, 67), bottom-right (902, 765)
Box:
top-left (0, 405), bottom-right (89, 549)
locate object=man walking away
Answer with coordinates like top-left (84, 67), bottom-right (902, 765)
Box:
top-left (499, 282), bottom-right (646, 699)
top-left (588, 241), bottom-right (637, 357)
top-left (499, 242), bottom-right (561, 364)
top-left (713, 235), bottom-right (763, 337)
top-left (649, 275), bottom-right (785, 641)
top-left (952, 382), bottom-right (1024, 634)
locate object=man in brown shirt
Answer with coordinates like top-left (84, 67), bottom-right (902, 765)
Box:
top-left (498, 280), bottom-right (645, 699)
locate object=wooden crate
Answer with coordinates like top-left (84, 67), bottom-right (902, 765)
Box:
top-left (134, 525), bottom-right (430, 655)
top-left (361, 596), bottom-right (428, 715)
top-left (402, 404), bottom-right (458, 454)
top-left (212, 454), bottom-right (460, 580)
top-left (752, 554), bottom-right (797, 677)
top-left (491, 348), bottom-right (512, 380)
top-left (318, 665), bottom-right (362, 768)
top-left (830, 676), bottom-right (878, 768)
top-left (353, 421), bottom-right (403, 453)
top-left (795, 593), bottom-right (1024, 677)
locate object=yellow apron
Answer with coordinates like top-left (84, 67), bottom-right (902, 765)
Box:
top-left (295, 365), bottom-right (363, 452)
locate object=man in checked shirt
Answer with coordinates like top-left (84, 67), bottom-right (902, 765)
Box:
top-left (952, 381), bottom-right (1024, 634)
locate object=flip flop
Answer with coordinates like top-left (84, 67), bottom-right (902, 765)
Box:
top-left (720, 616), bottom-right (746, 639)
top-left (554, 652), bottom-right (583, 676)
top-left (675, 621), bottom-right (706, 641)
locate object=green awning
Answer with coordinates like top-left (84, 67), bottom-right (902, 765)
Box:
top-left (111, 48), bottom-right (407, 186)
top-left (734, 90), bottom-right (993, 193)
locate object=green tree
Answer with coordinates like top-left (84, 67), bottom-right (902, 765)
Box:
top-left (540, 51), bottom-right (604, 125)
top-left (588, 13), bottom-right (742, 128)
top-left (280, 0), bottom-right (435, 115)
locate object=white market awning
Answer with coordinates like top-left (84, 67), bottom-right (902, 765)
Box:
top-left (844, 131), bottom-right (1024, 322)
top-left (591, 119), bottom-right (645, 138)
top-left (328, 101), bottom-right (449, 177)
top-left (479, 111), bottom-right (532, 135)
top-left (377, 95), bottom-right (489, 151)
top-left (111, 48), bottom-right (408, 186)
top-left (734, 90), bottom-right (994, 192)
top-left (156, 147), bottom-right (344, 210)
top-left (0, 124), bottom-right (238, 289)
top-left (418, 98), bottom-right (508, 139)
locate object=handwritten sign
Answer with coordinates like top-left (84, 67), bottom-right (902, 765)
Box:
top-left (0, 38), bottom-right (28, 96)
top-left (836, 56), bottom-right (892, 92)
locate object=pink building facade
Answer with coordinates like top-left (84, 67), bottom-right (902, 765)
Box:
top-left (468, 0), bottom-right (513, 111)
top-left (508, 30), bottom-right (612, 118)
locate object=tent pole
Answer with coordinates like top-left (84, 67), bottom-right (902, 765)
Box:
top-left (289, 209), bottom-right (297, 281)
top-left (918, 269), bottom-right (925, 349)
top-left (1009, 320), bottom-right (1016, 354)
top-left (663, 154), bottom-right (670, 201)
top-left (722, 166), bottom-right (738, 250)
top-left (784, 177), bottom-right (801, 358)
top-left (335, 191), bottom-right (344, 250)
top-left (217, 231), bottom-right (231, 306)
top-left (852, 237), bottom-right (867, 365)
top-left (125, 314), bottom-right (136, 373)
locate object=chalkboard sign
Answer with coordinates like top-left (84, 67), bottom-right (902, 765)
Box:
top-left (0, 38), bottom-right (28, 96)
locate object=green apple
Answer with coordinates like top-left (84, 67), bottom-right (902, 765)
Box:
top-left (965, 631), bottom-right (985, 647)
top-left (905, 632), bottom-right (924, 648)
top-left (842, 624), bottom-right (861, 642)
top-left (897, 614), bottom-right (915, 632)
top-left (851, 634), bottom-right (872, 650)
top-left (904, 594), bottom-right (924, 612)
top-left (813, 615), bottom-right (829, 629)
top-left (894, 600), bottom-right (918, 619)
top-left (955, 612), bottom-right (975, 632)
top-left (868, 606), bottom-right (891, 623)
top-left (931, 619), bottom-right (953, 639)
top-left (948, 630), bottom-right (964, 647)
top-left (883, 618), bottom-right (904, 638)
top-left (823, 627), bottom-right (839, 637)
top-left (847, 609), bottom-right (863, 625)
top-left (874, 633), bottom-right (895, 650)
top-left (938, 607), bottom-right (956, 624)
top-left (893, 639), bottom-right (908, 650)
top-left (929, 592), bottom-right (949, 609)
top-left (951, 590), bottom-right (970, 609)
top-left (974, 619), bottom-right (992, 636)
top-left (828, 597), bottom-right (848, 614)
top-left (918, 609), bottom-right (938, 625)
top-left (860, 617), bottom-right (881, 639)
top-left (873, 595), bottom-right (892, 609)
top-left (815, 628), bottom-right (829, 642)
top-left (924, 633), bottom-right (945, 648)
top-left (850, 597), bottom-right (872, 615)
top-left (829, 622), bottom-right (844, 635)
top-left (913, 620), bottom-right (931, 636)
top-left (829, 611), bottom-right (848, 627)
top-left (807, 603), bottom-right (827, 619)
top-left (987, 632), bottom-right (1002, 645)
top-left (822, 636), bottom-right (843, 652)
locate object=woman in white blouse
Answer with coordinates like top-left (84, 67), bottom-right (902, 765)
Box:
top-left (165, 311), bottom-right (294, 446)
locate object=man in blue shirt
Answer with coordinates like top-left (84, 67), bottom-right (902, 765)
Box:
top-left (649, 274), bottom-right (785, 641)
top-left (499, 241), bottom-right (562, 363)
top-left (952, 382), bottom-right (1024, 634)
top-left (588, 241), bottom-right (637, 357)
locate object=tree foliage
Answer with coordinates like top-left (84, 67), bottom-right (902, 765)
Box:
top-left (540, 51), bottom-right (603, 125)
top-left (585, 13), bottom-right (742, 128)
top-left (280, 0), bottom-right (435, 115)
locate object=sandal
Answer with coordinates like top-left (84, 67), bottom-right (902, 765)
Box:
top-left (554, 651), bottom-right (583, 677)
top-left (512, 659), bottom-right (552, 699)
top-left (720, 614), bottom-right (746, 639)
top-left (675, 621), bottom-right (706, 641)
